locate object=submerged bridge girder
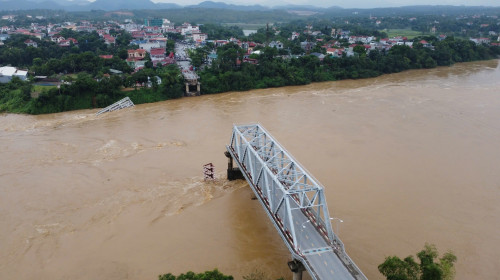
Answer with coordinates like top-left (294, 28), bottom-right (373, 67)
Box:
top-left (226, 124), bottom-right (367, 280)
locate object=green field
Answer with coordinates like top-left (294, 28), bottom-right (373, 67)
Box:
top-left (222, 23), bottom-right (268, 30)
top-left (32, 85), bottom-right (57, 92)
top-left (31, 85), bottom-right (57, 98)
top-left (381, 29), bottom-right (427, 39)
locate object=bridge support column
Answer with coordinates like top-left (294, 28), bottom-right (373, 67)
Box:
top-left (288, 260), bottom-right (305, 280)
top-left (196, 82), bottom-right (201, 95)
top-left (224, 151), bottom-right (243, 180)
top-left (185, 83), bottom-right (189, 95)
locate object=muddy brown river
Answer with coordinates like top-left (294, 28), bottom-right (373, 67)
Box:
top-left (1, 60), bottom-right (500, 280)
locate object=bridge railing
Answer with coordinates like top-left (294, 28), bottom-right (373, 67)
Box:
top-left (227, 124), bottom-right (367, 280)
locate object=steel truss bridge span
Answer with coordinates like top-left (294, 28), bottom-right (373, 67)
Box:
top-left (226, 124), bottom-right (367, 280)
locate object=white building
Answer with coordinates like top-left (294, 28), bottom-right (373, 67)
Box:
top-left (192, 32), bottom-right (207, 43)
top-left (269, 41), bottom-right (284, 49)
top-left (0, 67), bottom-right (28, 83)
top-left (139, 41), bottom-right (161, 52)
top-left (180, 23), bottom-right (200, 35)
top-left (162, 18), bottom-right (173, 29)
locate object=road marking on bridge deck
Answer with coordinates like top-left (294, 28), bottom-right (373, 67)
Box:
top-left (302, 247), bottom-right (333, 256)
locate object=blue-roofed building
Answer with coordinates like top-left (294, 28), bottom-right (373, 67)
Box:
top-left (130, 40), bottom-right (147, 46)
top-left (0, 34), bottom-right (10, 41)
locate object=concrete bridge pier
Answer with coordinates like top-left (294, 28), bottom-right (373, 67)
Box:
top-left (224, 151), bottom-right (243, 180)
top-left (288, 260), bottom-right (305, 280)
top-left (196, 82), bottom-right (201, 95)
top-left (185, 83), bottom-right (189, 94)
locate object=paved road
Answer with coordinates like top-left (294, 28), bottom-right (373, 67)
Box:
top-left (175, 42), bottom-right (199, 81)
top-left (267, 186), bottom-right (356, 279)
top-left (288, 207), bottom-right (355, 279)
top-left (297, 217), bottom-right (355, 279)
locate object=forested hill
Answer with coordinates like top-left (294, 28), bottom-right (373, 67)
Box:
top-left (1, 1), bottom-right (500, 17)
top-left (322, 5), bottom-right (500, 17)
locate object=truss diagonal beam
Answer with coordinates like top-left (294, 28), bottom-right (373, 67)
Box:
top-left (226, 124), bottom-right (367, 280)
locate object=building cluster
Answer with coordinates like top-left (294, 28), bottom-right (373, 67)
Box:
top-left (123, 20), bottom-right (208, 70)
top-left (1, 20), bottom-right (123, 47)
top-left (1, 14), bottom-right (500, 77)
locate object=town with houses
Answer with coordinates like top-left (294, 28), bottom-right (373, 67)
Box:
top-left (1, 11), bottom-right (500, 86)
top-left (0, 5), bottom-right (499, 280)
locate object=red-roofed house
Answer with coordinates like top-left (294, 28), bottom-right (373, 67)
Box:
top-left (51, 35), bottom-right (67, 43)
top-left (327, 47), bottom-right (344, 57)
top-left (103, 34), bottom-right (115, 45)
top-left (419, 40), bottom-right (432, 48)
top-left (243, 58), bottom-right (258, 64)
top-left (97, 29), bottom-right (108, 36)
top-left (131, 31), bottom-right (146, 40)
top-left (128, 49), bottom-right (146, 59)
top-left (127, 49), bottom-right (147, 69)
top-left (59, 38), bottom-right (78, 47)
top-left (24, 39), bottom-right (37, 48)
top-left (150, 48), bottom-right (166, 62)
top-left (99, 55), bottom-right (114, 59)
top-left (479, 37), bottom-right (491, 44)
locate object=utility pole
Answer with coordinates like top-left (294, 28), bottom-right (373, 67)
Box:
top-left (266, 22), bottom-right (270, 46)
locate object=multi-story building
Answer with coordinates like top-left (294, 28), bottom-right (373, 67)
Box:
top-left (144, 18), bottom-right (163, 27)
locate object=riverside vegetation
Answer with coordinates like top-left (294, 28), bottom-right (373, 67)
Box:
top-left (1, 13), bottom-right (500, 114)
top-left (2, 35), bottom-right (499, 114)
top-left (159, 244), bottom-right (456, 280)
top-left (196, 37), bottom-right (500, 94)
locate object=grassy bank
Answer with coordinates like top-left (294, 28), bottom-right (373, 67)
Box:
top-left (381, 28), bottom-right (427, 39)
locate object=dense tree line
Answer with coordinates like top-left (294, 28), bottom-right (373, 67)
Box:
top-left (199, 37), bottom-right (500, 95)
top-left (200, 24), bottom-right (244, 40)
top-left (158, 269), bottom-right (285, 280)
top-left (0, 30), bottom-right (132, 71)
top-left (379, 244), bottom-right (457, 280)
top-left (158, 269), bottom-right (233, 280)
top-left (0, 65), bottom-right (184, 114)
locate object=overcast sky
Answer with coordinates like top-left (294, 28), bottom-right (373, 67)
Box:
top-left (149, 0), bottom-right (500, 8)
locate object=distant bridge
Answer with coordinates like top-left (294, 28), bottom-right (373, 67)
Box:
top-left (225, 124), bottom-right (367, 280)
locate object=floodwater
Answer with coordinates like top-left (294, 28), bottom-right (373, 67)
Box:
top-left (1, 60), bottom-right (500, 280)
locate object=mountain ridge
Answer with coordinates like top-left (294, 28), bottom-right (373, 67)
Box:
top-left (0, 1), bottom-right (499, 12)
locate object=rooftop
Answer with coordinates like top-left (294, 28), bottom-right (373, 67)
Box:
top-left (0, 66), bottom-right (28, 77)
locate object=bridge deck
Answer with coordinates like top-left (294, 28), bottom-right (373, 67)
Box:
top-left (95, 97), bottom-right (134, 116)
top-left (226, 124), bottom-right (366, 280)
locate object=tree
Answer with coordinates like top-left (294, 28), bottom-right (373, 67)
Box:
top-left (158, 269), bottom-right (233, 280)
top-left (242, 269), bottom-right (284, 280)
top-left (353, 45), bottom-right (366, 56)
top-left (379, 244), bottom-right (457, 280)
